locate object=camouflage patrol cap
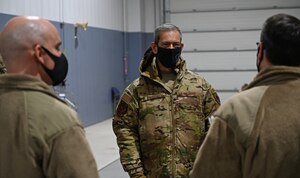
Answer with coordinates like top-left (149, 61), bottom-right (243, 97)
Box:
top-left (0, 54), bottom-right (7, 74)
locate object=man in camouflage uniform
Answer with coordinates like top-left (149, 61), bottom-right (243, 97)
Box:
top-left (0, 54), bottom-right (7, 74)
top-left (113, 24), bottom-right (220, 178)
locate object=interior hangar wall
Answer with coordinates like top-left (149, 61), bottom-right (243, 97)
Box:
top-left (167, 0), bottom-right (300, 103)
top-left (0, 0), bottom-right (156, 126)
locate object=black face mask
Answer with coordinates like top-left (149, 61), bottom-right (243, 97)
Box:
top-left (41, 46), bottom-right (68, 86)
top-left (156, 47), bottom-right (182, 68)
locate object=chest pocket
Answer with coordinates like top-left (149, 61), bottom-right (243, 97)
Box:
top-left (138, 93), bottom-right (170, 121)
top-left (175, 92), bottom-right (204, 114)
top-left (137, 93), bottom-right (172, 146)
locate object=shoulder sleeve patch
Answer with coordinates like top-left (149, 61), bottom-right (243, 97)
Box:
top-left (122, 92), bottom-right (132, 104)
top-left (116, 100), bottom-right (128, 117)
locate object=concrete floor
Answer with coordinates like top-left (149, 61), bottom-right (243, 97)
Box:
top-left (99, 159), bottom-right (129, 178)
top-left (85, 118), bottom-right (129, 178)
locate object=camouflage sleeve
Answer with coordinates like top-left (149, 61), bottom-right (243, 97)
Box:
top-left (112, 89), bottom-right (146, 178)
top-left (0, 54), bottom-right (7, 74)
top-left (202, 80), bottom-right (221, 132)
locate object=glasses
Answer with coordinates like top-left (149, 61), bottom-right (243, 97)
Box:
top-left (158, 42), bottom-right (182, 48)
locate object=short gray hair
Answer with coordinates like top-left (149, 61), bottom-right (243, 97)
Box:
top-left (154, 23), bottom-right (182, 44)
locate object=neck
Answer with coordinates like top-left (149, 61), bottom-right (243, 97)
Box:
top-left (259, 56), bottom-right (273, 72)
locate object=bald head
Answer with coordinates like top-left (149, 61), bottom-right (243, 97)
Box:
top-left (0, 16), bottom-right (59, 62)
top-left (0, 16), bottom-right (64, 85)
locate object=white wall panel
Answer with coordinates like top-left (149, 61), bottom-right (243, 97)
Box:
top-left (182, 31), bottom-right (260, 51)
top-left (170, 0), bottom-right (300, 11)
top-left (62, 0), bottom-right (124, 31)
top-left (169, 0), bottom-right (300, 103)
top-left (0, 0), bottom-right (158, 32)
top-left (0, 0), bottom-right (124, 31)
top-left (144, 0), bottom-right (158, 32)
top-left (0, 0), bottom-right (61, 21)
top-left (219, 92), bottom-right (238, 103)
top-left (197, 71), bottom-right (256, 90)
top-left (126, 0), bottom-right (158, 32)
top-left (182, 51), bottom-right (256, 70)
top-left (126, 0), bottom-right (142, 32)
top-left (171, 9), bottom-right (300, 31)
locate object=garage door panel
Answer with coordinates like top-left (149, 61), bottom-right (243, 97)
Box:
top-left (171, 9), bottom-right (300, 31)
top-left (182, 31), bottom-right (260, 51)
top-left (196, 71), bottom-right (257, 90)
top-left (182, 51), bottom-right (256, 70)
top-left (170, 0), bottom-right (300, 12)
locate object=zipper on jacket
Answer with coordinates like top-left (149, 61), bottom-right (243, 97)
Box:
top-left (171, 78), bottom-right (180, 178)
top-left (171, 91), bottom-right (177, 178)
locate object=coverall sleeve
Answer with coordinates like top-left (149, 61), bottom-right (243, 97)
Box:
top-left (43, 126), bottom-right (100, 178)
top-left (189, 116), bottom-right (242, 178)
top-left (112, 90), bottom-right (146, 178)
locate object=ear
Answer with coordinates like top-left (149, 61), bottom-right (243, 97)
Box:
top-left (33, 44), bottom-right (46, 64)
top-left (151, 42), bottom-right (158, 54)
top-left (257, 43), bottom-right (264, 62)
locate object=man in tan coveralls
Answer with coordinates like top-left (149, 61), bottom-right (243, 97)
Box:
top-left (190, 13), bottom-right (300, 178)
top-left (0, 16), bottom-right (99, 178)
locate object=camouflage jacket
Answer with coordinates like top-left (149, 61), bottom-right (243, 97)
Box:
top-left (0, 54), bottom-right (7, 74)
top-left (113, 49), bottom-right (220, 178)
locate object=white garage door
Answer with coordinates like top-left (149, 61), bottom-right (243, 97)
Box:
top-left (166, 0), bottom-right (300, 103)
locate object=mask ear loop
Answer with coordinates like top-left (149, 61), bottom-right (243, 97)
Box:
top-left (256, 43), bottom-right (264, 72)
top-left (40, 46), bottom-right (69, 86)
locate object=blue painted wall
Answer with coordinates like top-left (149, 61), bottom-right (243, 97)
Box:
top-left (0, 13), bottom-right (14, 27)
top-left (0, 13), bottom-right (153, 126)
top-left (60, 24), bottom-right (126, 126)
